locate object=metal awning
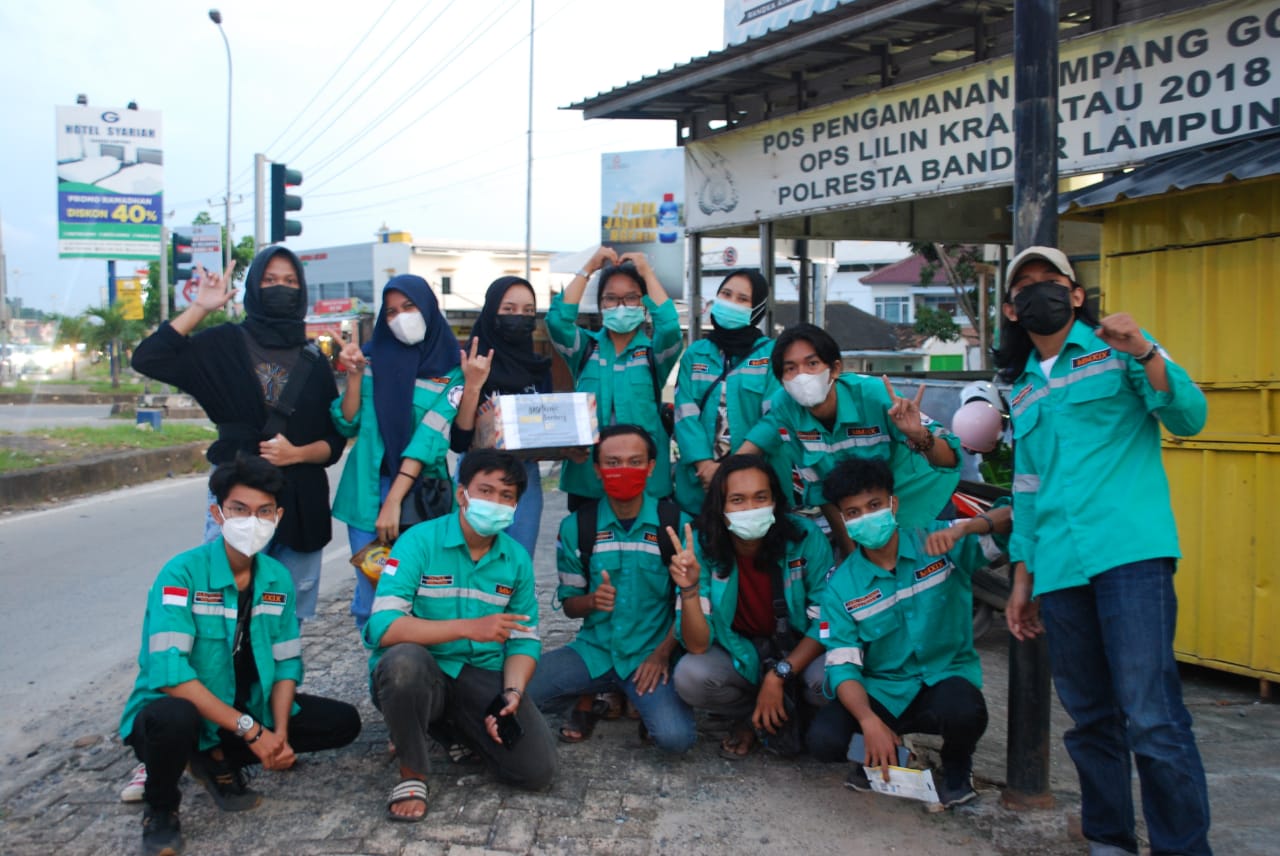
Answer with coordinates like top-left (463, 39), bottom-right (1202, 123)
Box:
top-left (1062, 132), bottom-right (1280, 213)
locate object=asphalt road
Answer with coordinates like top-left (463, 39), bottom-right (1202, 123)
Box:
top-left (0, 470), bottom-right (354, 760)
top-left (0, 403), bottom-right (119, 432)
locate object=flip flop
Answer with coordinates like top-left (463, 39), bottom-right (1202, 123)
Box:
top-left (386, 778), bottom-right (428, 823)
top-left (718, 721), bottom-right (757, 761)
top-left (558, 703), bottom-right (605, 743)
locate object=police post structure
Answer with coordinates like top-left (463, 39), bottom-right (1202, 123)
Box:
top-left (1005, 0), bottom-right (1056, 810)
top-left (270, 163), bottom-right (303, 244)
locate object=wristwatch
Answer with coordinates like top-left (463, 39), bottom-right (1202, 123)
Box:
top-left (773, 660), bottom-right (794, 682)
top-left (234, 713), bottom-right (255, 738)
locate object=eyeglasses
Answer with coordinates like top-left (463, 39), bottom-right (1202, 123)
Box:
top-left (262, 276), bottom-right (300, 287)
top-left (600, 294), bottom-right (643, 309)
top-left (222, 502), bottom-right (279, 522)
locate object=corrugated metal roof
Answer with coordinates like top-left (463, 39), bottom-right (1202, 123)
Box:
top-left (1062, 133), bottom-right (1280, 212)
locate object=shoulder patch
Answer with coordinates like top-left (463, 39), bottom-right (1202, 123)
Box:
top-left (447, 384), bottom-right (465, 408)
top-left (643, 531), bottom-right (660, 544)
top-left (778, 427), bottom-right (791, 440)
top-left (162, 586), bottom-right (189, 607)
top-left (495, 583), bottom-right (514, 597)
top-left (383, 558), bottom-right (399, 577)
top-left (788, 558), bottom-right (806, 569)
top-left (1071, 348), bottom-right (1112, 369)
top-left (594, 530), bottom-right (614, 543)
top-left (846, 426), bottom-right (881, 438)
top-left (844, 589), bottom-right (882, 613)
top-left (748, 357), bottom-right (769, 367)
top-left (193, 590), bottom-right (224, 605)
top-left (632, 347), bottom-right (649, 358)
top-left (422, 574), bottom-right (454, 586)
top-left (796, 430), bottom-right (820, 441)
top-left (692, 362), bottom-right (709, 372)
top-left (913, 558), bottom-right (948, 581)
top-left (261, 591), bottom-right (288, 605)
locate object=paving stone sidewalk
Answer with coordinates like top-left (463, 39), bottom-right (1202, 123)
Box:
top-left (1, 488), bottom-right (1274, 855)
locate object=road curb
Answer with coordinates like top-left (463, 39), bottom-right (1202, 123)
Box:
top-left (0, 442), bottom-right (210, 510)
top-left (0, 392), bottom-right (140, 405)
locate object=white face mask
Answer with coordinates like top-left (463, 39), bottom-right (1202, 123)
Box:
top-left (388, 310), bottom-right (427, 345)
top-left (222, 515), bottom-right (277, 557)
top-left (724, 504), bottom-right (775, 541)
top-left (783, 369), bottom-right (832, 408)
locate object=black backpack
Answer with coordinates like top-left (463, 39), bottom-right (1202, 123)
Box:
top-left (575, 497), bottom-right (681, 572)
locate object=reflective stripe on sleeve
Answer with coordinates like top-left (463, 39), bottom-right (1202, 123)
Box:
top-left (510, 626), bottom-right (540, 640)
top-left (826, 646), bottom-right (863, 666)
top-left (422, 410), bottom-right (450, 432)
top-left (272, 639), bottom-right (302, 661)
top-left (149, 631), bottom-right (194, 653)
top-left (1013, 474), bottom-right (1040, 493)
top-left (558, 572), bottom-right (588, 589)
top-left (372, 595), bottom-right (412, 614)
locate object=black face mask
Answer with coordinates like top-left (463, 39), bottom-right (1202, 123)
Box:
top-left (258, 285), bottom-right (302, 318)
top-left (1012, 281), bottom-right (1074, 336)
top-left (494, 314), bottom-right (536, 343)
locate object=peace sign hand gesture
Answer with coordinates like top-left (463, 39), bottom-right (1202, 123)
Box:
top-left (192, 262), bottom-right (238, 313)
top-left (882, 375), bottom-right (930, 444)
top-left (666, 523), bottom-right (701, 591)
top-left (460, 337), bottom-right (493, 389)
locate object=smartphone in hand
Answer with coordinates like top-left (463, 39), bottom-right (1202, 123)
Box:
top-left (484, 694), bottom-right (524, 750)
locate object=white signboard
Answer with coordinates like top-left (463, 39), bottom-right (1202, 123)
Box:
top-left (602, 148), bottom-right (686, 299)
top-left (689, 0), bottom-right (1280, 230)
top-left (724, 0), bottom-right (858, 46)
top-left (172, 224), bottom-right (223, 310)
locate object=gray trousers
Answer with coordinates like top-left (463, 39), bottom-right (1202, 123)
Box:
top-left (673, 643), bottom-right (827, 719)
top-left (371, 643), bottom-right (557, 791)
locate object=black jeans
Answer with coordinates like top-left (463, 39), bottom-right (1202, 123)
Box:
top-left (806, 676), bottom-right (988, 776)
top-left (371, 643), bottom-right (558, 791)
top-left (126, 694), bottom-right (362, 812)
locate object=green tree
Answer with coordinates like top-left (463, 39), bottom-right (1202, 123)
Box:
top-left (52, 314), bottom-right (90, 381)
top-left (908, 242), bottom-right (997, 367)
top-left (82, 304), bottom-right (145, 388)
top-left (913, 305), bottom-right (961, 343)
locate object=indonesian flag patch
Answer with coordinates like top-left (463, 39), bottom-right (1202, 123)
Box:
top-left (162, 586), bottom-right (189, 607)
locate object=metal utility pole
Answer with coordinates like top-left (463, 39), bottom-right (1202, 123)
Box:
top-left (0, 211), bottom-right (9, 373)
top-left (1004, 0), bottom-right (1058, 811)
top-left (210, 9), bottom-right (233, 272)
top-left (159, 226), bottom-right (169, 323)
top-left (254, 153), bottom-right (267, 251)
top-left (523, 0), bottom-right (534, 280)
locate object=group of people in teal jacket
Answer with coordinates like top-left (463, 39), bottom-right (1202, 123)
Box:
top-left (123, 242), bottom-right (1212, 856)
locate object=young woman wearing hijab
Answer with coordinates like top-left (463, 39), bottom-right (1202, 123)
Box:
top-left (331, 275), bottom-right (463, 629)
top-left (672, 269), bottom-right (780, 517)
top-left (133, 246), bottom-right (345, 621)
top-left (450, 276), bottom-right (553, 558)
top-left (545, 246), bottom-right (683, 510)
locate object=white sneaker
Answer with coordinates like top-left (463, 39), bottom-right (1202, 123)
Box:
top-left (120, 763), bottom-right (147, 802)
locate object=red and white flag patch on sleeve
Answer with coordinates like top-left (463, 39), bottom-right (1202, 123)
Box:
top-left (162, 586), bottom-right (190, 607)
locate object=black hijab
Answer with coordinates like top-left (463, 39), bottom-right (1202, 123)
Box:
top-left (707, 268), bottom-right (769, 360)
top-left (368, 275), bottom-right (460, 476)
top-left (240, 246), bottom-right (308, 348)
top-left (471, 276), bottom-right (551, 398)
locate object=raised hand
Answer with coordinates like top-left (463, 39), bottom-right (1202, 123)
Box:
top-left (882, 376), bottom-right (929, 441)
top-left (591, 570), bottom-right (617, 613)
top-left (666, 523), bottom-right (701, 591)
top-left (586, 245), bottom-right (619, 275)
top-left (618, 251), bottom-right (652, 278)
top-left (460, 336), bottom-right (493, 389)
top-left (924, 525), bottom-right (963, 556)
top-left (192, 262), bottom-right (238, 313)
top-left (467, 613), bottom-right (532, 643)
top-left (1094, 313), bottom-right (1150, 357)
top-left (339, 341), bottom-right (367, 375)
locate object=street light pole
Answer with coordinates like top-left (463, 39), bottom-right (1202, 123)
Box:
top-left (210, 9), bottom-right (233, 273)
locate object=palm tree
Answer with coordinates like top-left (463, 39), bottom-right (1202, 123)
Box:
top-left (52, 314), bottom-right (90, 381)
top-left (82, 305), bottom-right (144, 388)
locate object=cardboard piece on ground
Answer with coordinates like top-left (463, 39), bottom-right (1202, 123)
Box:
top-left (863, 765), bottom-right (941, 805)
top-left (472, 393), bottom-right (598, 460)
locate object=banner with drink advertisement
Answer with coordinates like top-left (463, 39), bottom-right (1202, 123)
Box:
top-left (600, 149), bottom-right (686, 301)
top-left (55, 105), bottom-right (163, 259)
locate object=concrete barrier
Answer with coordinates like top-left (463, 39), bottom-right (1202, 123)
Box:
top-left (0, 442), bottom-right (210, 510)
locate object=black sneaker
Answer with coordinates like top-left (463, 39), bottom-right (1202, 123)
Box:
top-left (844, 764), bottom-right (872, 792)
top-left (187, 751), bottom-right (261, 812)
top-left (141, 807), bottom-right (182, 856)
top-left (933, 772), bottom-right (979, 810)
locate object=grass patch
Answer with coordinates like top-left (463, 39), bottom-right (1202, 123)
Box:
top-left (0, 423), bottom-right (215, 473)
top-left (0, 448), bottom-right (41, 473)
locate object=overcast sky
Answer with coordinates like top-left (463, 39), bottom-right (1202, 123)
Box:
top-left (0, 0), bottom-right (726, 313)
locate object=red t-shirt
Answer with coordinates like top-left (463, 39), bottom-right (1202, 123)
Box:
top-left (731, 554), bottom-right (775, 639)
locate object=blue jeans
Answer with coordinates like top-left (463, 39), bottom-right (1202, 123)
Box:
top-left (1039, 558), bottom-right (1211, 856)
top-left (457, 456), bottom-right (543, 559)
top-left (527, 647), bottom-right (697, 755)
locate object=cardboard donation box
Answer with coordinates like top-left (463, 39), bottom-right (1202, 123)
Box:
top-left (473, 393), bottom-right (598, 460)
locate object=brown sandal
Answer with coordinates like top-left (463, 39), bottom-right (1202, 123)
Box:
top-left (558, 700), bottom-right (608, 743)
top-left (718, 721), bottom-right (758, 760)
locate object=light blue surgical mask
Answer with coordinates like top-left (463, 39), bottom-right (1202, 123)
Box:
top-left (845, 505), bottom-right (897, 550)
top-left (711, 299), bottom-right (753, 330)
top-left (602, 305), bottom-right (646, 333)
top-left (724, 504), bottom-right (775, 540)
top-left (463, 491), bottom-right (515, 536)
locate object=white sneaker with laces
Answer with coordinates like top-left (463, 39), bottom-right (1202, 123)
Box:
top-left (121, 763), bottom-right (147, 803)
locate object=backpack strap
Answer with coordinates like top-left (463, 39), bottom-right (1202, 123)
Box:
top-left (575, 498), bottom-right (600, 572)
top-left (262, 341), bottom-right (324, 439)
top-left (656, 498), bottom-right (681, 569)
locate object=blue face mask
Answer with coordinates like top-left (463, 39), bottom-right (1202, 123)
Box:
top-left (711, 299), bottom-right (753, 330)
top-left (602, 305), bottom-right (646, 333)
top-left (845, 505), bottom-right (897, 550)
top-left (463, 491), bottom-right (515, 536)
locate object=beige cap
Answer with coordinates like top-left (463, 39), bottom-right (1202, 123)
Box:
top-left (1007, 246), bottom-right (1075, 282)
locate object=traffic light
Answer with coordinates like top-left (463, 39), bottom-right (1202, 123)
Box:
top-left (270, 163), bottom-right (303, 243)
top-left (170, 231), bottom-right (193, 284)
